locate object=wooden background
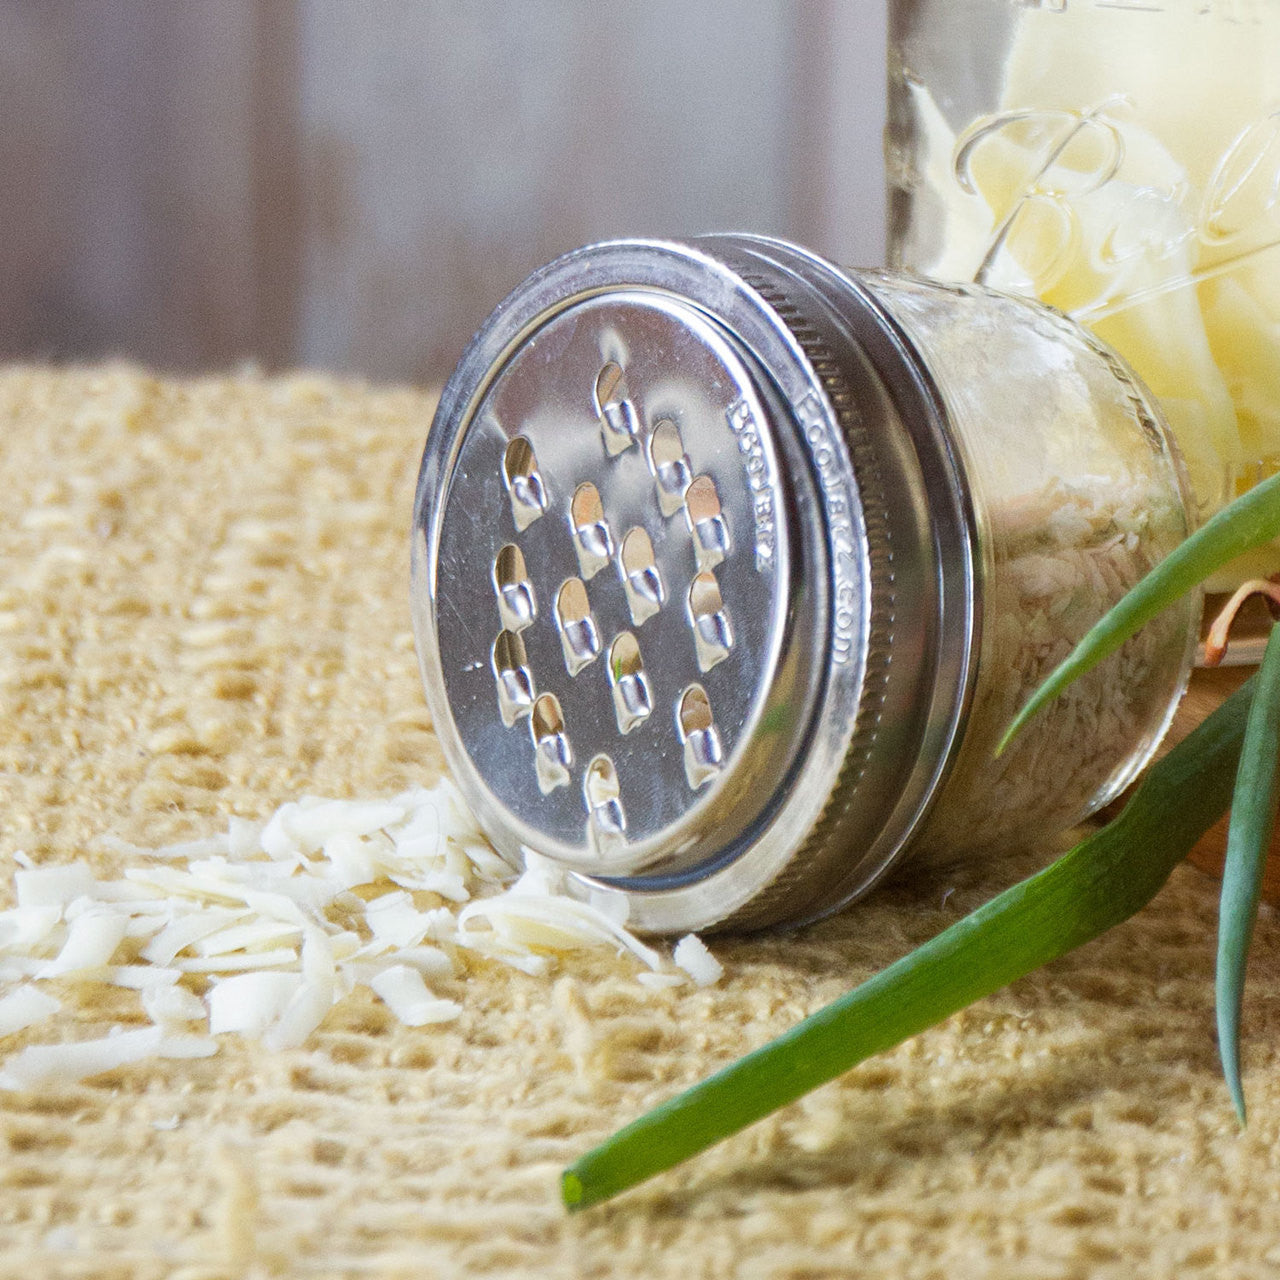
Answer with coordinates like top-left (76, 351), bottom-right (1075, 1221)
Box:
top-left (1, 1), bottom-right (887, 384)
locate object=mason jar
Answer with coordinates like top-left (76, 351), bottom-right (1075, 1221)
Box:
top-left (888, 0), bottom-right (1280, 584)
top-left (411, 236), bottom-right (1197, 933)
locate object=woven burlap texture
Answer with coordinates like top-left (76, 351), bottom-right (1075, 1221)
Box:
top-left (1, 364), bottom-right (1279, 1280)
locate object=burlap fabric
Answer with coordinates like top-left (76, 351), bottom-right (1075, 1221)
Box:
top-left (1, 364), bottom-right (1278, 1280)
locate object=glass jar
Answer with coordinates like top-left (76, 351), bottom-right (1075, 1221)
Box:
top-left (888, 0), bottom-right (1280, 582)
top-left (412, 236), bottom-right (1197, 932)
top-left (864, 270), bottom-right (1196, 858)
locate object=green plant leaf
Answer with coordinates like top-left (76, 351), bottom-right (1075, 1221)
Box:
top-left (998, 471), bottom-right (1280, 755)
top-left (1218, 623), bottom-right (1280, 1124)
top-left (562, 677), bottom-right (1255, 1211)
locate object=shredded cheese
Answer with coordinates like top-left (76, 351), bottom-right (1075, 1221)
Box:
top-left (0, 1027), bottom-right (216, 1091)
top-left (0, 777), bottom-right (722, 1087)
top-left (674, 934), bottom-right (724, 987)
top-left (208, 973), bottom-right (304, 1037)
top-left (368, 965), bottom-right (461, 1026)
top-left (0, 985), bottom-right (60, 1036)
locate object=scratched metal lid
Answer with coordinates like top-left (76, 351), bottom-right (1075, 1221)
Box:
top-left (411, 235), bottom-right (977, 933)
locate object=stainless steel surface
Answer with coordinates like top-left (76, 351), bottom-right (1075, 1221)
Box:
top-left (432, 290), bottom-right (798, 875)
top-left (412, 236), bottom-right (978, 933)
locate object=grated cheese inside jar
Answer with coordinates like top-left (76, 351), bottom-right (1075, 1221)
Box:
top-left (861, 272), bottom-right (1198, 860)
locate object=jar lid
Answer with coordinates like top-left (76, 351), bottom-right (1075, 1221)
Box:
top-left (411, 236), bottom-right (978, 932)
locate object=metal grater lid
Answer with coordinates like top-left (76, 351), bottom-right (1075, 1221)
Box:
top-left (411, 235), bottom-right (977, 934)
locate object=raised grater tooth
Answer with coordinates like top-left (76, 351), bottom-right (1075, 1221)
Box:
top-left (491, 630), bottom-right (535, 728)
top-left (648, 419), bottom-right (693, 516)
top-left (676, 684), bottom-right (723, 790)
top-left (570, 482), bottom-right (614, 580)
top-left (530, 693), bottom-right (572, 794)
top-left (684, 475), bottom-right (730, 571)
top-left (554, 577), bottom-right (601, 676)
top-left (687, 571), bottom-right (733, 672)
top-left (618, 527), bottom-right (665, 626)
top-left (502, 436), bottom-right (547, 530)
top-left (493, 544), bottom-right (536, 633)
top-left (606, 632), bottom-right (652, 735)
top-left (595, 362), bottom-right (641, 456)
top-left (583, 754), bottom-right (627, 855)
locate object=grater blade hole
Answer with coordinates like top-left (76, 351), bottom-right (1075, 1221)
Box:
top-left (619, 526), bottom-right (665, 625)
top-left (688, 570), bottom-right (733, 671)
top-left (570, 481), bottom-right (614, 580)
top-left (583, 753), bottom-right (627, 854)
top-left (555, 577), bottom-right (601, 676)
top-left (503, 436), bottom-right (548, 530)
top-left (493, 543), bottom-right (537, 632)
top-left (685, 475), bottom-right (730, 570)
top-left (676, 683), bottom-right (724, 791)
top-left (491, 629), bottom-right (536, 727)
top-left (530, 693), bottom-right (573, 795)
top-left (648, 419), bottom-right (693, 516)
top-left (607, 631), bottom-right (653, 734)
top-left (595, 362), bottom-right (641, 456)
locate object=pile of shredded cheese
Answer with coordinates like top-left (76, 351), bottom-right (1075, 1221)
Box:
top-left (0, 780), bottom-right (721, 1089)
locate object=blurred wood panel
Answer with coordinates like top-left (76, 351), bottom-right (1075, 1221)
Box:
top-left (0, 3), bottom-right (73, 359)
top-left (1, 0), bottom-right (886, 382)
top-left (62, 1), bottom-right (300, 369)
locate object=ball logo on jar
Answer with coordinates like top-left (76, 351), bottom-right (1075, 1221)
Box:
top-left (951, 100), bottom-right (1280, 323)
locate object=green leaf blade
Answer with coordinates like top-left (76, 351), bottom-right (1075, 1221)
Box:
top-left (1217, 625), bottom-right (1280, 1125)
top-left (998, 471), bottom-right (1280, 755)
top-left (562, 678), bottom-right (1255, 1211)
